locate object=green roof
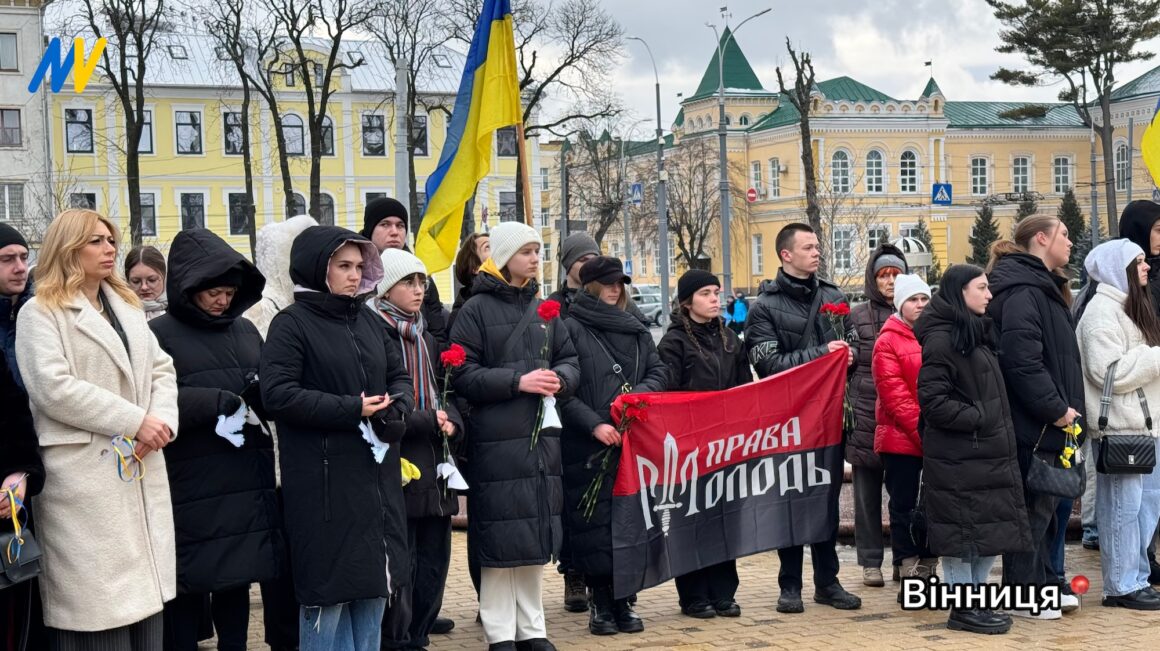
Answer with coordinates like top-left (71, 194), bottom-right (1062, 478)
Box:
top-left (921, 77), bottom-right (943, 98)
top-left (815, 76), bottom-right (895, 102)
top-left (1113, 64), bottom-right (1160, 100)
top-left (748, 95), bottom-right (801, 131)
top-left (943, 101), bottom-right (1084, 128)
top-left (673, 107), bottom-right (685, 128)
top-left (689, 27), bottom-right (767, 100)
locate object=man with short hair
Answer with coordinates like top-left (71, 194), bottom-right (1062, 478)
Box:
top-left (0, 223), bottom-right (32, 389)
top-left (744, 222), bottom-right (861, 614)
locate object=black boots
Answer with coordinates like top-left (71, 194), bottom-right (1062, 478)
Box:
top-left (564, 571), bottom-right (588, 613)
top-left (946, 608), bottom-right (1012, 634)
top-left (613, 597), bottom-right (644, 633)
top-left (588, 587), bottom-right (618, 635)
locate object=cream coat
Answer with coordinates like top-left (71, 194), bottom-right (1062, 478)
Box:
top-left (15, 284), bottom-right (179, 632)
top-left (1076, 283), bottom-right (1160, 439)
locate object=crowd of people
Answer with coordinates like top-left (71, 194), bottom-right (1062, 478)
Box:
top-left (2, 197), bottom-right (1160, 651)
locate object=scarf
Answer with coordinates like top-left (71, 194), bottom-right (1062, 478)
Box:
top-left (376, 298), bottom-right (440, 409)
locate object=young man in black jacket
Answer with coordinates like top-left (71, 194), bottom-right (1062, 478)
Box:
top-left (744, 223), bottom-right (861, 614)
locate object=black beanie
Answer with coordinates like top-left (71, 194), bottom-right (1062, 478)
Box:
top-left (0, 223), bottom-right (28, 251)
top-left (677, 269), bottom-right (720, 303)
top-left (362, 197), bottom-right (409, 239)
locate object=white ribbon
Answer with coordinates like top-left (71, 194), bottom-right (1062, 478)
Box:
top-left (436, 459), bottom-right (469, 490)
top-left (540, 395), bottom-right (563, 430)
top-left (359, 419), bottom-right (389, 464)
top-left (215, 402), bottom-right (248, 448)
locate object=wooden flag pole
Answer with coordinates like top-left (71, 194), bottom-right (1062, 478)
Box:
top-left (516, 123), bottom-right (535, 227)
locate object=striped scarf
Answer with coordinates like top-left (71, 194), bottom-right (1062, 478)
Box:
top-left (376, 299), bottom-right (440, 410)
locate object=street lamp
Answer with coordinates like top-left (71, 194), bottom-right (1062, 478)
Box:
top-left (619, 117), bottom-right (651, 286)
top-left (708, 6), bottom-right (771, 295)
top-left (627, 34), bottom-right (672, 320)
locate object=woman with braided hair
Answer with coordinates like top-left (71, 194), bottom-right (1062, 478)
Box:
top-left (656, 270), bottom-right (752, 619)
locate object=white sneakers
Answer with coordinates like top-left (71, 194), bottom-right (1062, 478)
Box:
top-left (1006, 608), bottom-right (1063, 620)
top-left (1060, 593), bottom-right (1080, 613)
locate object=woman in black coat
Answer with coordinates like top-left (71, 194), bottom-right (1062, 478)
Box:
top-left (656, 270), bottom-right (752, 619)
top-left (150, 229), bottom-right (282, 651)
top-left (561, 258), bottom-right (668, 637)
top-left (915, 264), bottom-right (1030, 635)
top-left (260, 226), bottom-right (414, 651)
top-left (449, 222), bottom-right (579, 651)
top-left (985, 214), bottom-right (1082, 609)
top-left (373, 249), bottom-right (465, 651)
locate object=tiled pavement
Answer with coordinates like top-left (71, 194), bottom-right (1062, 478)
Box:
top-left (225, 533), bottom-right (1157, 650)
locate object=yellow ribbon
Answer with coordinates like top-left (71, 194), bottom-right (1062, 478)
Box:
top-left (401, 458), bottom-right (422, 486)
top-left (5, 487), bottom-right (24, 564)
top-left (112, 435), bottom-right (145, 482)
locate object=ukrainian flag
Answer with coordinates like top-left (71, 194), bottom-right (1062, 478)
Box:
top-left (1142, 96), bottom-right (1160, 189)
top-left (416, 0), bottom-right (522, 273)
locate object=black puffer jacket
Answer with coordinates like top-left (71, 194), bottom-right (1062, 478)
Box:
top-left (915, 295), bottom-right (1031, 559)
top-left (560, 291), bottom-right (668, 577)
top-left (260, 226), bottom-right (415, 607)
top-left (847, 245), bottom-right (908, 468)
top-left (421, 279), bottom-right (449, 347)
top-left (987, 253), bottom-right (1084, 455)
top-left (549, 284), bottom-right (651, 326)
top-left (745, 270), bottom-right (857, 379)
top-left (150, 229), bottom-right (282, 594)
top-left (376, 313), bottom-right (464, 518)
top-left (0, 348), bottom-right (43, 519)
top-left (657, 308), bottom-right (752, 392)
top-left (450, 271), bottom-right (580, 567)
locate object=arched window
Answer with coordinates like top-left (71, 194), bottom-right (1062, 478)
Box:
top-left (724, 114), bottom-right (732, 126)
top-left (320, 116), bottom-right (334, 156)
top-left (282, 114), bottom-right (304, 156)
top-left (288, 192), bottom-right (306, 217)
top-left (865, 150), bottom-right (884, 193)
top-left (899, 150), bottom-right (918, 193)
top-left (739, 114), bottom-right (750, 126)
top-left (1116, 143), bottom-right (1130, 191)
top-left (831, 150), bottom-right (851, 193)
top-left (319, 193), bottom-right (335, 225)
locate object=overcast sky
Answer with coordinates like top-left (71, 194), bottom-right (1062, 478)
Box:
top-left (603, 0), bottom-right (1160, 133)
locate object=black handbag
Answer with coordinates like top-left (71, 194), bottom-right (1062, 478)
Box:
top-left (908, 470), bottom-right (928, 549)
top-left (0, 511), bottom-right (42, 589)
top-left (1096, 360), bottom-right (1157, 474)
top-left (1025, 424), bottom-right (1086, 498)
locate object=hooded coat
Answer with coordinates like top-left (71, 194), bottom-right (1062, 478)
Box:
top-left (1119, 200), bottom-right (1160, 309)
top-left (449, 270), bottom-right (580, 568)
top-left (244, 215), bottom-right (318, 339)
top-left (914, 295), bottom-right (1031, 559)
top-left (847, 244), bottom-right (908, 467)
top-left (259, 226), bottom-right (415, 607)
top-left (149, 229), bottom-right (283, 595)
top-left (560, 291), bottom-right (669, 577)
top-left (987, 252), bottom-right (1085, 455)
top-left (744, 269), bottom-right (856, 379)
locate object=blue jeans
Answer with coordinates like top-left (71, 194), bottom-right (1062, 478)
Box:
top-left (1095, 438), bottom-right (1160, 597)
top-left (1051, 498), bottom-right (1073, 584)
top-left (299, 598), bottom-right (387, 651)
top-left (940, 555), bottom-right (996, 586)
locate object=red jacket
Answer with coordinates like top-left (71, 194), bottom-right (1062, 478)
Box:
top-left (872, 315), bottom-right (922, 457)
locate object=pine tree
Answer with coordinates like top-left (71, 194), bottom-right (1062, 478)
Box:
top-left (968, 205), bottom-right (1000, 266)
top-left (915, 216), bottom-right (943, 285)
top-left (1012, 195), bottom-right (1039, 236)
top-left (1056, 189), bottom-right (1089, 274)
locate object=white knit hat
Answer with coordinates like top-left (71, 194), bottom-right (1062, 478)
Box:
top-left (893, 273), bottom-right (931, 312)
top-left (488, 221), bottom-right (542, 270)
top-left (1085, 238), bottom-right (1145, 295)
top-left (377, 248), bottom-right (428, 296)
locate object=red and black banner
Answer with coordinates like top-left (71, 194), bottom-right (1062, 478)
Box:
top-left (611, 351), bottom-right (846, 599)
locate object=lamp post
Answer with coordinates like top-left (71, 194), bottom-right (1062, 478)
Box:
top-left (628, 35), bottom-right (671, 318)
top-left (708, 7), bottom-right (770, 295)
top-left (618, 118), bottom-right (651, 286)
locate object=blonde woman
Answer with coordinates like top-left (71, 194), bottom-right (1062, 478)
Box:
top-left (15, 209), bottom-right (179, 650)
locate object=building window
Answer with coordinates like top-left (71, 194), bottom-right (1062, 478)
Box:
top-left (768, 158), bottom-right (780, 197)
top-left (228, 193), bottom-right (250, 235)
top-left (611, 241), bottom-right (621, 258)
top-left (831, 150), bottom-right (851, 193)
top-left (167, 45), bottom-right (187, 59)
top-left (411, 115), bottom-right (428, 156)
top-left (70, 193), bottom-right (96, 209)
top-left (899, 150), bottom-right (918, 193)
top-left (282, 63), bottom-right (296, 87)
top-left (0, 109), bottom-right (20, 147)
top-left (137, 109), bottom-right (153, 154)
top-left (1053, 156), bottom-right (1072, 193)
top-left (319, 194), bottom-right (335, 226)
top-left (320, 116), bottom-right (334, 156)
top-left (66, 109), bottom-right (94, 153)
top-left (366, 191), bottom-right (387, 204)
top-left (1012, 156), bottom-right (1029, 193)
top-left (496, 127), bottom-right (518, 157)
top-left (543, 242), bottom-right (552, 262)
top-left (865, 149), bottom-right (884, 193)
top-left (362, 113), bottom-right (386, 156)
top-left (223, 112), bottom-right (243, 155)
top-left (832, 227), bottom-right (854, 272)
top-left (751, 233), bottom-right (763, 275)
top-left (180, 193), bottom-right (205, 229)
top-left (139, 193), bottom-right (157, 236)
top-left (867, 225), bottom-right (890, 252)
top-left (312, 62), bottom-right (324, 88)
top-left (653, 246), bottom-right (660, 276)
top-left (540, 167), bottom-right (549, 191)
top-left (739, 114), bottom-right (750, 126)
top-left (751, 161), bottom-right (762, 192)
top-left (899, 223), bottom-right (920, 240)
top-left (498, 191), bottom-right (517, 222)
top-left (539, 207), bottom-right (549, 227)
top-left (282, 114), bottom-right (304, 156)
top-left (1116, 143), bottom-right (1130, 191)
top-left (176, 111), bottom-right (203, 155)
top-left (289, 193), bottom-right (307, 217)
top-left (0, 33), bottom-right (17, 72)
top-left (971, 157), bottom-right (989, 196)
top-left (0, 183), bottom-right (24, 221)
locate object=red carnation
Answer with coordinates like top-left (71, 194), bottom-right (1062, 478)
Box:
top-left (537, 299), bottom-right (562, 321)
top-left (821, 302), bottom-right (850, 317)
top-left (440, 343), bottom-right (467, 368)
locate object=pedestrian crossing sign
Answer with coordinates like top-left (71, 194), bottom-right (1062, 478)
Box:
top-left (931, 183), bottom-right (952, 206)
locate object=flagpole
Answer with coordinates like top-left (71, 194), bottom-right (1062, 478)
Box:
top-left (517, 123), bottom-right (535, 227)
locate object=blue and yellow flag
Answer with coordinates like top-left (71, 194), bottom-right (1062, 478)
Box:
top-left (1142, 97), bottom-right (1160, 190)
top-left (416, 0), bottom-right (521, 273)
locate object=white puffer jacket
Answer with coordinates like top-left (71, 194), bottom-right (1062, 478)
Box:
top-left (243, 214), bottom-right (317, 339)
top-left (1077, 283), bottom-right (1160, 439)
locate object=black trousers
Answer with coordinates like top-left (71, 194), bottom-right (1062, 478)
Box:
top-left (260, 490), bottom-right (298, 650)
top-left (383, 516), bottom-right (453, 650)
top-left (163, 587), bottom-right (249, 651)
top-left (881, 453), bottom-right (930, 560)
top-left (777, 541), bottom-right (840, 592)
top-left (675, 561), bottom-right (739, 608)
top-left (1002, 447), bottom-right (1061, 588)
top-left (49, 613), bottom-right (163, 651)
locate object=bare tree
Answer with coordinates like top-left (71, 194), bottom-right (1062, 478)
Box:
top-left (775, 39), bottom-right (822, 273)
top-left (564, 128), bottom-right (634, 243)
top-left (268, 0), bottom-right (371, 220)
top-left (814, 175), bottom-right (883, 289)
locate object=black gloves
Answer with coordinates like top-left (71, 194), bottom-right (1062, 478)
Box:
top-left (370, 403), bottom-right (407, 445)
